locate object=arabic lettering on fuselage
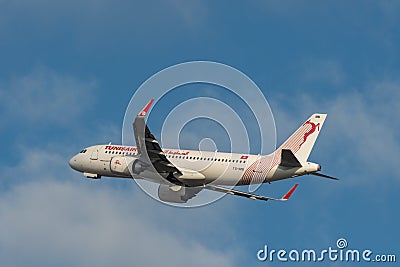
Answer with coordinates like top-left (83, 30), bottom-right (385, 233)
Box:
top-left (104, 146), bottom-right (189, 155)
top-left (163, 150), bottom-right (190, 155)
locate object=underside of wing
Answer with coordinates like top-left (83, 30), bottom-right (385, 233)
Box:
top-left (205, 184), bottom-right (299, 202)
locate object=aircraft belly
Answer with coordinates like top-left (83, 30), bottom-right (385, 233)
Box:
top-left (87, 159), bottom-right (103, 174)
top-left (133, 170), bottom-right (166, 183)
top-left (268, 166), bottom-right (297, 182)
top-left (201, 163), bottom-right (246, 186)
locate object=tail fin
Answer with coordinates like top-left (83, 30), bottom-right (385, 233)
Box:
top-left (277, 114), bottom-right (327, 163)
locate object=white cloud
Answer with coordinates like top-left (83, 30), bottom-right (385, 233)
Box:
top-left (0, 144), bottom-right (238, 267)
top-left (327, 83), bottom-right (400, 172)
top-left (0, 66), bottom-right (96, 125)
top-left (327, 90), bottom-right (399, 169)
top-left (299, 59), bottom-right (346, 85)
top-left (0, 180), bottom-right (235, 267)
top-left (0, 146), bottom-right (70, 189)
top-left (0, 0), bottom-right (208, 39)
top-left (167, 0), bottom-right (208, 27)
top-left (271, 79), bottom-right (400, 185)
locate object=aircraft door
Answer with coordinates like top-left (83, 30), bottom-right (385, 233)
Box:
top-left (90, 148), bottom-right (99, 160)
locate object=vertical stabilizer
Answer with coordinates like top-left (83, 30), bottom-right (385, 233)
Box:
top-left (277, 114), bottom-right (327, 163)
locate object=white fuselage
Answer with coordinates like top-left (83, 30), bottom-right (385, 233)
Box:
top-left (69, 144), bottom-right (320, 186)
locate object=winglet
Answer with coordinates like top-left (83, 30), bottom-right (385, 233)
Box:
top-left (138, 99), bottom-right (154, 117)
top-left (281, 184), bottom-right (299, 201)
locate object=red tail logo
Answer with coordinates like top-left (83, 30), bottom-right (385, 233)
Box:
top-left (299, 120), bottom-right (320, 148)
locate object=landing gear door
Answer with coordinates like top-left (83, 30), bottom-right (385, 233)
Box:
top-left (90, 148), bottom-right (98, 160)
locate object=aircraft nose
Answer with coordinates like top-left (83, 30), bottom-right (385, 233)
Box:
top-left (69, 155), bottom-right (80, 171)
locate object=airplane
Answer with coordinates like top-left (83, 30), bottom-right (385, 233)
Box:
top-left (69, 99), bottom-right (337, 203)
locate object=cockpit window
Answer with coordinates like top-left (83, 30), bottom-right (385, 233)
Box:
top-left (79, 149), bottom-right (87, 153)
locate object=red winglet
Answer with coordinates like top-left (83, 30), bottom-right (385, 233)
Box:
top-left (282, 184), bottom-right (299, 200)
top-left (138, 99), bottom-right (154, 117)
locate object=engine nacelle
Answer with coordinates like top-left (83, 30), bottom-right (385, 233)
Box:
top-left (110, 157), bottom-right (130, 176)
top-left (129, 159), bottom-right (147, 175)
top-left (158, 184), bottom-right (187, 203)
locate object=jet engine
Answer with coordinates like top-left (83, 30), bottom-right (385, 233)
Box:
top-left (129, 159), bottom-right (147, 174)
top-left (110, 157), bottom-right (130, 176)
top-left (158, 184), bottom-right (203, 203)
top-left (158, 184), bottom-right (187, 203)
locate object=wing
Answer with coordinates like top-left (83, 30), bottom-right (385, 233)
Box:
top-left (133, 99), bottom-right (182, 180)
top-left (205, 184), bottom-right (299, 202)
top-left (132, 99), bottom-right (299, 203)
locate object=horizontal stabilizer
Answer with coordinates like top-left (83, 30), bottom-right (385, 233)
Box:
top-left (280, 149), bottom-right (302, 168)
top-left (310, 172), bottom-right (339, 180)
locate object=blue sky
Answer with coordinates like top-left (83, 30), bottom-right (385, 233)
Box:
top-left (0, 1), bottom-right (399, 266)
